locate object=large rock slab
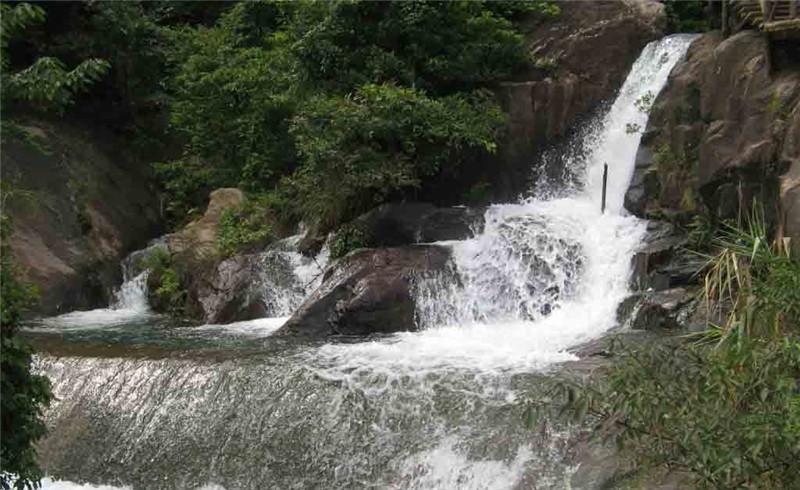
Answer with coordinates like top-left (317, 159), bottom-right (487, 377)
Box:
top-left (277, 245), bottom-right (452, 337)
top-left (629, 220), bottom-right (706, 292)
top-left (166, 188), bottom-right (244, 257)
top-left (351, 202), bottom-right (484, 244)
top-left (626, 30), bottom-right (800, 242)
top-left (2, 119), bottom-right (163, 314)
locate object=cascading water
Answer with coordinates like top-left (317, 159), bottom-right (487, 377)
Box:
top-left (31, 35), bottom-right (695, 490)
top-left (256, 235), bottom-right (329, 318)
top-left (30, 242), bottom-right (162, 331)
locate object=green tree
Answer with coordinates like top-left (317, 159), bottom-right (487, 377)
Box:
top-left (0, 207), bottom-right (52, 490)
top-left (289, 83), bottom-right (504, 230)
top-left (1, 3), bottom-right (109, 114)
top-left (163, 0), bottom-right (540, 231)
top-left (291, 1), bottom-right (535, 94)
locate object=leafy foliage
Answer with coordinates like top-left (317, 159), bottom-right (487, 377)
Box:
top-left (329, 222), bottom-right (372, 260)
top-left (0, 204), bottom-right (52, 489)
top-left (1, 3), bottom-right (109, 114)
top-left (162, 0), bottom-right (533, 232)
top-left (143, 248), bottom-right (186, 316)
top-left (663, 0), bottom-right (710, 33)
top-left (697, 209), bottom-right (800, 342)
top-left (216, 195), bottom-right (278, 258)
top-left (289, 84), bottom-right (503, 229)
top-left (291, 1), bottom-right (535, 94)
top-left (168, 3), bottom-right (299, 194)
top-left (532, 336), bottom-right (800, 489)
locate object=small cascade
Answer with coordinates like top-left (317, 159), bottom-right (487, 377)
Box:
top-left (110, 271), bottom-right (149, 311)
top-left (256, 235), bottom-right (329, 318)
top-left (109, 238), bottom-right (168, 312)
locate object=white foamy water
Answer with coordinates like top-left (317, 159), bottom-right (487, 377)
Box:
top-left (258, 235), bottom-right (329, 317)
top-left (40, 478), bottom-right (225, 490)
top-left (394, 437), bottom-right (537, 490)
top-left (309, 35), bottom-right (696, 381)
top-left (38, 478), bottom-right (129, 490)
top-left (31, 271), bottom-right (155, 331)
top-left (32, 234), bottom-right (327, 332)
top-left (188, 316), bottom-right (289, 337)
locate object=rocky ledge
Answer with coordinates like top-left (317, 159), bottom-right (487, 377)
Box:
top-left (277, 245), bottom-right (453, 337)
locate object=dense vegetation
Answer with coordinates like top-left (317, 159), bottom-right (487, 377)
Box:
top-left (2, 0), bottom-right (559, 240)
top-left (663, 0), bottom-right (712, 33)
top-left (160, 1), bottom-right (558, 234)
top-left (531, 214), bottom-right (800, 488)
top-left (0, 208), bottom-right (52, 490)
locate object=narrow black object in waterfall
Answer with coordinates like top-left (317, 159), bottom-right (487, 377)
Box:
top-left (601, 163), bottom-right (608, 214)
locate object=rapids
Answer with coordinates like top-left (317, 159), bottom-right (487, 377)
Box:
top-left (27, 35), bottom-right (696, 490)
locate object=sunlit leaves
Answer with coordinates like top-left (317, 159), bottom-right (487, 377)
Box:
top-left (5, 57), bottom-right (110, 113)
top-left (1, 3), bottom-right (110, 113)
top-left (289, 83), bottom-right (504, 229)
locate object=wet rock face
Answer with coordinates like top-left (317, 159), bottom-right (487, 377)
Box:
top-left (277, 245), bottom-right (452, 337)
top-left (193, 253), bottom-right (268, 325)
top-left (2, 119), bottom-right (163, 315)
top-left (145, 188), bottom-right (264, 323)
top-left (627, 31), bottom-right (800, 243)
top-left (629, 221), bottom-right (706, 293)
top-left (490, 0), bottom-right (665, 200)
top-left (631, 288), bottom-right (691, 331)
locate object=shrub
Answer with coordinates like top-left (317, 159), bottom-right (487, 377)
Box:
top-left (329, 222), bottom-right (373, 260)
top-left (143, 248), bottom-right (186, 315)
top-left (1, 3), bottom-right (110, 114)
top-left (216, 195), bottom-right (277, 258)
top-left (663, 0), bottom-right (710, 33)
top-left (161, 0), bottom-right (532, 233)
top-left (289, 83), bottom-right (504, 230)
top-left (0, 211), bottom-right (52, 489)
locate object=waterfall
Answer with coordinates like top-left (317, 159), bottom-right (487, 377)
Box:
top-left (417, 35), bottom-right (697, 330)
top-left (313, 35), bottom-right (697, 376)
top-left (35, 35), bottom-right (696, 490)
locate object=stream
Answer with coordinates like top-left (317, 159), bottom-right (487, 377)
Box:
top-left (23, 34), bottom-right (696, 490)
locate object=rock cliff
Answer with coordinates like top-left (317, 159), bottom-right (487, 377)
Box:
top-left (490, 0), bottom-right (666, 200)
top-left (626, 30), bottom-right (800, 251)
top-left (2, 119), bottom-right (163, 314)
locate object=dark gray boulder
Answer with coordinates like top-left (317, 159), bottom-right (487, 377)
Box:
top-left (630, 221), bottom-right (705, 292)
top-left (298, 202), bottom-right (485, 256)
top-left (630, 288), bottom-right (692, 331)
top-left (193, 253), bottom-right (268, 325)
top-left (349, 202), bottom-right (485, 246)
top-left (276, 245), bottom-right (452, 337)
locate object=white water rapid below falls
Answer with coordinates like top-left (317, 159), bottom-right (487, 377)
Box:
top-left (31, 35), bottom-right (695, 490)
top-left (315, 34), bottom-right (696, 376)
